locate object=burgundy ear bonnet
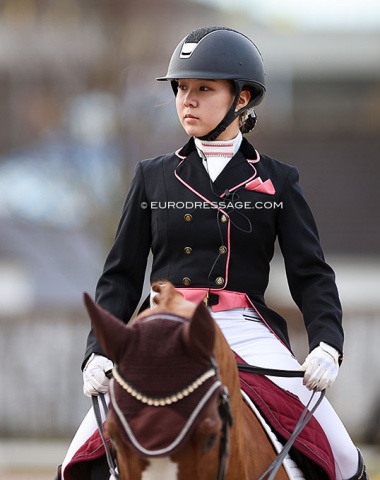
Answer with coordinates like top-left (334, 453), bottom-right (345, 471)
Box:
top-left (84, 295), bottom-right (223, 457)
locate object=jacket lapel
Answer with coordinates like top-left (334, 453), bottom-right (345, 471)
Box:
top-left (175, 149), bottom-right (213, 200)
top-left (176, 138), bottom-right (260, 200)
top-left (213, 150), bottom-right (257, 196)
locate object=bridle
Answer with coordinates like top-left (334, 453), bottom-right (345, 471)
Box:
top-left (112, 363), bottom-right (219, 407)
top-left (216, 385), bottom-right (233, 480)
top-left (93, 364), bottom-right (324, 480)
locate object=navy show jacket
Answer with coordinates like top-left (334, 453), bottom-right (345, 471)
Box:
top-left (84, 137), bottom-right (343, 365)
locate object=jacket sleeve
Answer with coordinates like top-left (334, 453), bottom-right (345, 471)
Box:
top-left (83, 162), bottom-right (152, 366)
top-left (276, 167), bottom-right (343, 357)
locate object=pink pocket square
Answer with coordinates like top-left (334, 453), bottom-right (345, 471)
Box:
top-left (245, 177), bottom-right (275, 195)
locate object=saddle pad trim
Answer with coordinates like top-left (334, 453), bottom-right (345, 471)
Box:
top-left (242, 390), bottom-right (305, 480)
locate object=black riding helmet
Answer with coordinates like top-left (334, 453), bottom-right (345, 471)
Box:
top-left (157, 26), bottom-right (266, 141)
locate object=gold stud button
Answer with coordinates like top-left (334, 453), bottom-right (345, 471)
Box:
top-left (184, 213), bottom-right (193, 222)
top-left (215, 277), bottom-right (224, 286)
top-left (219, 246), bottom-right (227, 255)
top-left (182, 277), bottom-right (191, 286)
top-left (220, 214), bottom-right (228, 223)
top-left (184, 247), bottom-right (192, 254)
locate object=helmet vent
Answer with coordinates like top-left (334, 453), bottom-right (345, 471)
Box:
top-left (185, 26), bottom-right (234, 43)
top-left (180, 42), bottom-right (198, 59)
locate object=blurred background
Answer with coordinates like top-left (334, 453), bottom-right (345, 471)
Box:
top-left (0, 0), bottom-right (379, 477)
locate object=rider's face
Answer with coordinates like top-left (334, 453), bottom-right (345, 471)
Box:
top-left (176, 79), bottom-right (242, 141)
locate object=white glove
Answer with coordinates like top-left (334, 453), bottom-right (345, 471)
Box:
top-left (302, 342), bottom-right (340, 391)
top-left (83, 353), bottom-right (113, 397)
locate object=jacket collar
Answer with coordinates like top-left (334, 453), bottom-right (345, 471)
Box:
top-left (178, 136), bottom-right (257, 160)
top-left (176, 137), bottom-right (259, 197)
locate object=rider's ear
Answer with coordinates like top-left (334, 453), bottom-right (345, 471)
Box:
top-left (237, 88), bottom-right (251, 109)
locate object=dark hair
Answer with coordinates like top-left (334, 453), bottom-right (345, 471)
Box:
top-left (240, 110), bottom-right (257, 134)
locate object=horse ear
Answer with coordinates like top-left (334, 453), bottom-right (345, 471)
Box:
top-left (183, 301), bottom-right (216, 364)
top-left (83, 293), bottom-right (134, 364)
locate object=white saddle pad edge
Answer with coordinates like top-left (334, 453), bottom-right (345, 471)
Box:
top-left (241, 390), bottom-right (305, 480)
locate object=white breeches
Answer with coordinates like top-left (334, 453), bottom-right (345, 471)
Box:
top-left (61, 394), bottom-right (110, 479)
top-left (212, 308), bottom-right (358, 480)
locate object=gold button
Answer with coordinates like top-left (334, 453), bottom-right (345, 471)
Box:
top-left (182, 277), bottom-right (191, 286)
top-left (215, 277), bottom-right (224, 286)
top-left (219, 246), bottom-right (227, 255)
top-left (220, 214), bottom-right (228, 223)
top-left (184, 213), bottom-right (193, 222)
top-left (184, 247), bottom-right (192, 254)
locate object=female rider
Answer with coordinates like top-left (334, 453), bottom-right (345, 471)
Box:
top-left (59, 26), bottom-right (368, 480)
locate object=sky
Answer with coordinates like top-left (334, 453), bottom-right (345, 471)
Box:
top-left (195, 0), bottom-right (380, 31)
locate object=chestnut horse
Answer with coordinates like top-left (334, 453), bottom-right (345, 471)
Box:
top-left (84, 282), bottom-right (289, 480)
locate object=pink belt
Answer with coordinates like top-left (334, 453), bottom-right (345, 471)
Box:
top-left (176, 288), bottom-right (252, 312)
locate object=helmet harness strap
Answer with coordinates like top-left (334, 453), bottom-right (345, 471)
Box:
top-left (197, 80), bottom-right (245, 141)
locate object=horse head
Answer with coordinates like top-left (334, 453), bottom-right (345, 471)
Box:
top-left (84, 282), bottom-right (233, 480)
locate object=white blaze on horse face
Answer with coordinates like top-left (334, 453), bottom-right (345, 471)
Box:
top-left (141, 457), bottom-right (178, 480)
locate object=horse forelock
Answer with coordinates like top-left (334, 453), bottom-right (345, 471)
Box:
top-left (134, 311), bottom-right (188, 327)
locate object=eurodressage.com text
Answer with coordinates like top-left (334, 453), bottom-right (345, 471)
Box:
top-left (140, 201), bottom-right (283, 210)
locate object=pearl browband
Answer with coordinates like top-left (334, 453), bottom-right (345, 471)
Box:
top-left (112, 365), bottom-right (218, 407)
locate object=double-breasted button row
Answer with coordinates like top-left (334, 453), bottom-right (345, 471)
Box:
top-left (182, 211), bottom-right (227, 287)
top-left (184, 213), bottom-right (229, 224)
top-left (182, 276), bottom-right (224, 286)
top-left (183, 246), bottom-right (226, 255)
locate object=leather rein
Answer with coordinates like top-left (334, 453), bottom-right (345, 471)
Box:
top-left (237, 363), bottom-right (325, 480)
top-left (91, 390), bottom-right (119, 480)
top-left (92, 364), bottom-right (324, 480)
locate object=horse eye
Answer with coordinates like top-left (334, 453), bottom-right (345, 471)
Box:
top-left (202, 433), bottom-right (217, 453)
